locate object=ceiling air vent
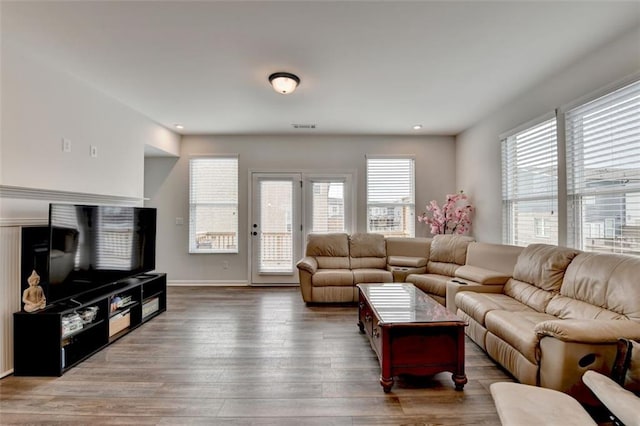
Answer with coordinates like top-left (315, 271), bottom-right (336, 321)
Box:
top-left (291, 123), bottom-right (316, 129)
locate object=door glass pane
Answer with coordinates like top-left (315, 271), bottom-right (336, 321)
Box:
top-left (311, 181), bottom-right (345, 233)
top-left (259, 180), bottom-right (293, 273)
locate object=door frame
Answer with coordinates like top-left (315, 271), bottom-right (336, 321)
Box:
top-left (248, 168), bottom-right (357, 286)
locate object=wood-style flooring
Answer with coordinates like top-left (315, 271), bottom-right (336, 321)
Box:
top-left (1, 286), bottom-right (516, 425)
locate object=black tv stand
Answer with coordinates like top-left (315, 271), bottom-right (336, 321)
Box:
top-left (13, 273), bottom-right (166, 376)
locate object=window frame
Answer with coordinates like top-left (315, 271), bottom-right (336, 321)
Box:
top-left (189, 155), bottom-right (239, 254)
top-left (563, 78), bottom-right (640, 255)
top-left (501, 113), bottom-right (559, 247)
top-left (366, 155), bottom-right (416, 238)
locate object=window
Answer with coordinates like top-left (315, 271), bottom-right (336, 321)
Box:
top-left (189, 156), bottom-right (238, 253)
top-left (566, 79), bottom-right (640, 255)
top-left (366, 157), bottom-right (415, 238)
top-left (310, 180), bottom-right (346, 233)
top-left (502, 117), bottom-right (558, 246)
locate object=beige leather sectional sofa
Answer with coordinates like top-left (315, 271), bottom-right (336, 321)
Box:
top-left (297, 233), bottom-right (430, 303)
top-left (296, 233), bottom-right (640, 402)
top-left (453, 243), bottom-right (640, 402)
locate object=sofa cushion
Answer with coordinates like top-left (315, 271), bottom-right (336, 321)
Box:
top-left (306, 233), bottom-right (349, 256)
top-left (545, 296), bottom-right (627, 321)
top-left (485, 310), bottom-right (557, 364)
top-left (455, 292), bottom-right (534, 326)
top-left (306, 233), bottom-right (351, 269)
top-left (387, 255), bottom-right (427, 268)
top-left (385, 237), bottom-right (431, 258)
top-left (503, 279), bottom-right (560, 314)
top-left (557, 252), bottom-right (640, 321)
top-left (405, 273), bottom-right (450, 297)
top-left (504, 244), bottom-right (580, 312)
top-left (349, 233), bottom-right (386, 257)
top-left (465, 242), bottom-right (523, 275)
top-left (316, 256), bottom-right (350, 270)
top-left (455, 265), bottom-right (510, 285)
top-left (311, 269), bottom-right (354, 287)
top-left (353, 268), bottom-right (393, 284)
top-left (511, 244), bottom-right (580, 292)
top-left (429, 234), bottom-right (474, 264)
top-left (349, 233), bottom-right (387, 269)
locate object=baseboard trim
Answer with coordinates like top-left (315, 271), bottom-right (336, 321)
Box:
top-left (168, 280), bottom-right (249, 287)
top-left (1, 369), bottom-right (13, 379)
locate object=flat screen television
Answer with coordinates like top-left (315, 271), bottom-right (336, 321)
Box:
top-left (47, 204), bottom-right (157, 305)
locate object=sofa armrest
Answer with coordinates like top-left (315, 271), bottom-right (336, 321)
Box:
top-left (535, 320), bottom-right (640, 344)
top-left (296, 257), bottom-right (318, 274)
top-left (387, 255), bottom-right (427, 268)
top-left (445, 280), bottom-right (505, 313)
top-left (582, 370), bottom-right (640, 426)
top-left (454, 265), bottom-right (510, 285)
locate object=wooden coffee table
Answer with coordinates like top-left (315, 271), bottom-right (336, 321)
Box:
top-left (357, 283), bottom-right (468, 392)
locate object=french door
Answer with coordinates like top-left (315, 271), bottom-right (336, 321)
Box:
top-left (250, 171), bottom-right (354, 285)
top-left (250, 173), bottom-right (303, 284)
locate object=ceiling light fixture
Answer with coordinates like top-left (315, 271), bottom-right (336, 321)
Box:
top-left (413, 124), bottom-right (423, 130)
top-left (175, 124), bottom-right (184, 130)
top-left (268, 72), bottom-right (300, 95)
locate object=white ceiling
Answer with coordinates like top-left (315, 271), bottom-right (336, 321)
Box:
top-left (2, 1), bottom-right (639, 137)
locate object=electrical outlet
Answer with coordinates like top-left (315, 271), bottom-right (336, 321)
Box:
top-left (90, 145), bottom-right (98, 158)
top-left (223, 261), bottom-right (229, 270)
top-left (62, 138), bottom-right (72, 152)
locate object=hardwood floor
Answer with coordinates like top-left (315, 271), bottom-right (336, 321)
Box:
top-left (1, 286), bottom-right (515, 425)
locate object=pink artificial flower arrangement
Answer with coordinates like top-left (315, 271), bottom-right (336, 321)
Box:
top-left (417, 191), bottom-right (474, 235)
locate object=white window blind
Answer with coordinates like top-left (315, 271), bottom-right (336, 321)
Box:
top-left (366, 157), bottom-right (415, 238)
top-left (502, 117), bottom-right (558, 246)
top-left (189, 156), bottom-right (238, 253)
top-left (566, 79), bottom-right (640, 256)
top-left (311, 180), bottom-right (345, 233)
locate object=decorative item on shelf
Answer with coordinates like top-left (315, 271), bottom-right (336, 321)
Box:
top-left (78, 306), bottom-right (99, 324)
top-left (61, 312), bottom-right (83, 337)
top-left (417, 190), bottom-right (474, 235)
top-left (22, 270), bottom-right (46, 312)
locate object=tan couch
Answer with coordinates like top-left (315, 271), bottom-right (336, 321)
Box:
top-left (454, 244), bottom-right (640, 402)
top-left (297, 233), bottom-right (430, 303)
top-left (404, 235), bottom-right (474, 305)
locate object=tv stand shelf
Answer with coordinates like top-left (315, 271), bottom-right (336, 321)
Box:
top-left (13, 273), bottom-right (166, 376)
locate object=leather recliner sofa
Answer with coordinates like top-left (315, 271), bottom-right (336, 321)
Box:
top-left (297, 232), bottom-right (436, 303)
top-left (453, 243), bottom-right (640, 402)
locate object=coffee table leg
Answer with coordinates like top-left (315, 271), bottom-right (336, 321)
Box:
top-left (453, 373), bottom-right (467, 391)
top-left (380, 375), bottom-right (394, 393)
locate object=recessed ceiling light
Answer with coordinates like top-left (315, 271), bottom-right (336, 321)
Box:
top-left (175, 124), bottom-right (184, 130)
top-left (413, 124), bottom-right (422, 130)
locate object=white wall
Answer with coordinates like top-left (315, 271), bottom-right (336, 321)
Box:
top-left (0, 44), bottom-right (180, 375)
top-left (456, 27), bottom-right (640, 244)
top-left (0, 45), bottom-right (180, 220)
top-left (144, 135), bottom-right (456, 282)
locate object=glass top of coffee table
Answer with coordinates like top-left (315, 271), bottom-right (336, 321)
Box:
top-left (357, 283), bottom-right (464, 324)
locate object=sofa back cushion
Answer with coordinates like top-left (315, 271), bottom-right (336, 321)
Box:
top-left (386, 237), bottom-right (430, 268)
top-left (306, 233), bottom-right (350, 269)
top-left (546, 252), bottom-right (640, 321)
top-left (465, 242), bottom-right (524, 276)
top-left (504, 244), bottom-right (580, 312)
top-left (427, 234), bottom-right (474, 276)
top-left (386, 237), bottom-right (431, 258)
top-left (349, 233), bottom-right (387, 269)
